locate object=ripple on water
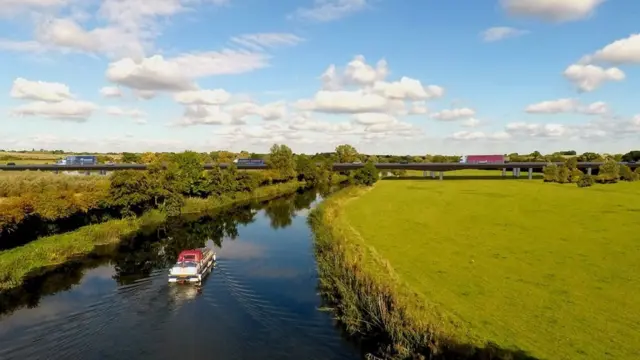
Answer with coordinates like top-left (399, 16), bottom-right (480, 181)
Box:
top-left (0, 190), bottom-right (360, 360)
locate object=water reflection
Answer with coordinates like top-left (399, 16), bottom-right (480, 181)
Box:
top-left (0, 186), bottom-right (360, 360)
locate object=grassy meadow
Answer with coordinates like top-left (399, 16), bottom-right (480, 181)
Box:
top-left (337, 176), bottom-right (640, 359)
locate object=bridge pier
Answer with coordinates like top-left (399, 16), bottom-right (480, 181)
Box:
top-left (85, 170), bottom-right (90, 176)
top-left (423, 170), bottom-right (427, 177)
top-left (439, 171), bottom-right (443, 181)
top-left (430, 171), bottom-right (435, 179)
top-left (528, 168), bottom-right (533, 180)
top-left (502, 168), bottom-right (506, 177)
top-left (587, 167), bottom-right (592, 175)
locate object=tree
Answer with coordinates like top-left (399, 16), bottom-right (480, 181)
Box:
top-left (622, 151), bottom-right (640, 162)
top-left (543, 163), bottom-right (559, 182)
top-left (570, 168), bottom-right (583, 183)
top-left (296, 154), bottom-right (319, 184)
top-left (169, 151), bottom-right (208, 196)
top-left (578, 152), bottom-right (602, 162)
top-left (620, 165), bottom-right (638, 181)
top-left (267, 144), bottom-right (296, 180)
top-left (530, 151), bottom-right (542, 161)
top-left (335, 144), bottom-right (359, 163)
top-left (353, 161), bottom-right (378, 186)
top-left (557, 166), bottom-right (570, 184)
top-left (596, 158), bottom-right (620, 183)
top-left (565, 157), bottom-right (578, 170)
top-left (121, 152), bottom-right (141, 164)
top-left (577, 174), bottom-right (595, 188)
top-left (140, 152), bottom-right (157, 164)
top-left (108, 171), bottom-right (154, 216)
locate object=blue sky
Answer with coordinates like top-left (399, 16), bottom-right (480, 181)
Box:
top-left (1, 0), bottom-right (638, 155)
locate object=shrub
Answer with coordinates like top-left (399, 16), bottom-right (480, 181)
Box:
top-left (570, 168), bottom-right (583, 183)
top-left (352, 162), bottom-right (379, 186)
top-left (596, 158), bottom-right (620, 184)
top-left (542, 163), bottom-right (559, 182)
top-left (557, 166), bottom-right (570, 184)
top-left (620, 165), bottom-right (638, 182)
top-left (577, 174), bottom-right (595, 188)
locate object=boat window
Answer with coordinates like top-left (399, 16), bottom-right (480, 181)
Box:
top-left (183, 255), bottom-right (196, 260)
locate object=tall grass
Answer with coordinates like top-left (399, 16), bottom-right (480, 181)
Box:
top-left (309, 187), bottom-right (538, 359)
top-left (0, 181), bottom-right (305, 292)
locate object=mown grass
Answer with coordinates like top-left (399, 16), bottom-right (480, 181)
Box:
top-left (333, 179), bottom-right (640, 359)
top-left (0, 181), bottom-right (304, 291)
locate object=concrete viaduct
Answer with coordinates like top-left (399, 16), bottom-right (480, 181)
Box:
top-left (0, 162), bottom-right (637, 180)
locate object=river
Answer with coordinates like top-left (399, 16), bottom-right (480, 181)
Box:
top-left (0, 189), bottom-right (364, 360)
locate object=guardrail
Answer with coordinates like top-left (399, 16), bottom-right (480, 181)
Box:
top-left (0, 162), bottom-right (637, 172)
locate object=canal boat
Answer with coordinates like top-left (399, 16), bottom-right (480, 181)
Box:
top-left (168, 248), bottom-right (216, 284)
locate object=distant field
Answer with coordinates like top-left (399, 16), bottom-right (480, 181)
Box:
top-left (342, 178), bottom-right (640, 359)
top-left (395, 169), bottom-right (544, 179)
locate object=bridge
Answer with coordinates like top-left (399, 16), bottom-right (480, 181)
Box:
top-left (0, 162), bottom-right (636, 180)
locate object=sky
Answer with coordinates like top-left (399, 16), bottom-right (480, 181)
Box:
top-left (1, 0), bottom-right (639, 155)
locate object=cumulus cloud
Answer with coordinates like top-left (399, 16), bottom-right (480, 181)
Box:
top-left (10, 100), bottom-right (97, 121)
top-left (431, 108), bottom-right (476, 121)
top-left (0, 0), bottom-right (233, 58)
top-left (580, 34), bottom-right (640, 65)
top-left (100, 86), bottom-right (122, 98)
top-left (525, 98), bottom-right (578, 113)
top-left (372, 77), bottom-right (444, 100)
top-left (231, 33), bottom-right (305, 51)
top-left (10, 77), bottom-right (73, 102)
top-left (525, 98), bottom-right (609, 115)
top-left (174, 89), bottom-right (232, 105)
top-left (461, 118), bottom-right (481, 128)
top-left (297, 90), bottom-right (390, 113)
top-left (174, 101), bottom-right (287, 127)
top-left (501, 0), bottom-right (605, 22)
top-left (563, 64), bottom-right (625, 92)
top-left (106, 52), bottom-right (269, 92)
top-left (105, 106), bottom-right (146, 118)
top-left (481, 27), bottom-right (529, 42)
top-left (291, 0), bottom-right (369, 22)
top-left (408, 101), bottom-right (428, 115)
top-left (449, 131), bottom-right (511, 141)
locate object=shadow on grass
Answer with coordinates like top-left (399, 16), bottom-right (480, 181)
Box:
top-left (381, 175), bottom-right (545, 181)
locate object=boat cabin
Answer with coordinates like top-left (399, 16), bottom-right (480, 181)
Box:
top-left (177, 249), bottom-right (205, 263)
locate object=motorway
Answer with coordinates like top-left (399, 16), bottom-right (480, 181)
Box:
top-left (0, 162), bottom-right (637, 172)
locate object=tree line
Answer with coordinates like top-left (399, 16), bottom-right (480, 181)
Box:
top-left (0, 143), bottom-right (378, 246)
top-left (543, 157), bottom-right (640, 188)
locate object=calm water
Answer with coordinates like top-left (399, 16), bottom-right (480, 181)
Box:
top-left (0, 189), bottom-right (363, 360)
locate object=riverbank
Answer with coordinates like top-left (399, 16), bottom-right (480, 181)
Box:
top-left (311, 181), bottom-right (640, 359)
top-left (0, 181), bottom-right (304, 292)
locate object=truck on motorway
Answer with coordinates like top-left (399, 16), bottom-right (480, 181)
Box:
top-left (56, 155), bottom-right (98, 166)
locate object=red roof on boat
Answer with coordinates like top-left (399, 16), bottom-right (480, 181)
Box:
top-left (178, 249), bottom-right (205, 262)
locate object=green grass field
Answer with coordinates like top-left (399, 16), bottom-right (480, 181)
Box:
top-left (341, 177), bottom-right (640, 359)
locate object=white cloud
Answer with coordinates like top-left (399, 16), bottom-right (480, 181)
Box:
top-left (0, 0), bottom-right (71, 16)
top-left (174, 89), bottom-right (231, 105)
top-left (289, 113), bottom-right (354, 133)
top-left (105, 106), bottom-right (146, 118)
top-left (501, 0), bottom-right (605, 22)
top-left (481, 27), bottom-right (529, 42)
top-left (525, 98), bottom-right (609, 115)
top-left (581, 34), bottom-right (640, 65)
top-left (10, 100), bottom-right (97, 121)
top-left (525, 98), bottom-right (578, 113)
top-left (291, 0), bottom-right (369, 22)
top-left (352, 112), bottom-right (396, 125)
top-left (100, 86), bottom-right (122, 98)
top-left (563, 64), bottom-right (625, 92)
top-left (106, 52), bottom-right (269, 92)
top-left (506, 122), bottom-right (571, 138)
top-left (450, 130), bottom-right (511, 141)
top-left (175, 105), bottom-right (233, 126)
top-left (372, 77), bottom-right (444, 100)
top-left (431, 107), bottom-right (476, 121)
top-left (298, 90), bottom-right (390, 113)
top-left (230, 33), bottom-right (305, 51)
top-left (461, 118), bottom-right (481, 128)
top-left (343, 55), bottom-right (388, 86)
top-left (174, 100), bottom-right (287, 127)
top-left (409, 101), bottom-right (428, 115)
top-left (10, 77), bottom-right (73, 102)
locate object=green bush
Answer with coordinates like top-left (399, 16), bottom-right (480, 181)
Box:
top-left (570, 168), bottom-right (583, 183)
top-left (543, 163), bottom-right (559, 182)
top-left (557, 166), bottom-right (570, 184)
top-left (577, 174), bottom-right (595, 188)
top-left (352, 162), bottom-right (379, 186)
top-left (620, 165), bottom-right (638, 182)
top-left (596, 159), bottom-right (620, 184)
